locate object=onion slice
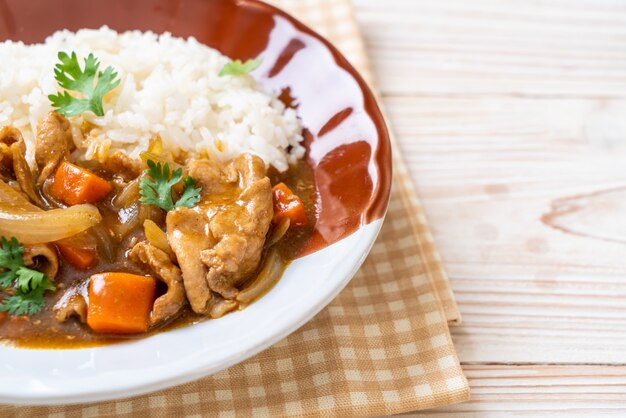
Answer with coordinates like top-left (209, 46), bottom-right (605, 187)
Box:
top-left (139, 151), bottom-right (181, 170)
top-left (266, 218), bottom-right (290, 247)
top-left (89, 224), bottom-right (115, 262)
top-left (143, 219), bottom-right (176, 261)
top-left (0, 203), bottom-right (102, 244)
top-left (0, 180), bottom-right (40, 211)
top-left (112, 177), bottom-right (140, 209)
top-left (236, 248), bottom-right (285, 304)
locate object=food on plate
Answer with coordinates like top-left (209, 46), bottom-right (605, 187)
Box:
top-left (0, 27), bottom-right (316, 347)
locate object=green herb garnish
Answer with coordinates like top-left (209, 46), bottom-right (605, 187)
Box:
top-left (48, 51), bottom-right (120, 117)
top-left (139, 160), bottom-right (202, 212)
top-left (219, 58), bottom-right (262, 77)
top-left (0, 237), bottom-right (55, 316)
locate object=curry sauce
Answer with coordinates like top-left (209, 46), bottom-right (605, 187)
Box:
top-left (0, 121), bottom-right (317, 349)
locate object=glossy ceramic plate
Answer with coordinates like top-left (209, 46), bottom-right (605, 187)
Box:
top-left (0, 0), bottom-right (391, 404)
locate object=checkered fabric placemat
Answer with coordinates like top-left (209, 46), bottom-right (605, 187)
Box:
top-left (2, 0), bottom-right (470, 416)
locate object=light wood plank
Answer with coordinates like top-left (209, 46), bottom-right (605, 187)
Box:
top-left (399, 365), bottom-right (626, 416)
top-left (353, 0), bottom-right (626, 97)
top-left (350, 0), bottom-right (626, 414)
top-left (383, 96), bottom-right (626, 363)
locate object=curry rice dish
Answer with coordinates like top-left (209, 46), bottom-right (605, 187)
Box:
top-left (0, 28), bottom-right (315, 347)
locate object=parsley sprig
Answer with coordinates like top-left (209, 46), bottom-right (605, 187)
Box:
top-left (139, 160), bottom-right (202, 212)
top-left (219, 58), bottom-right (261, 77)
top-left (48, 51), bottom-right (120, 117)
top-left (0, 237), bottom-right (55, 316)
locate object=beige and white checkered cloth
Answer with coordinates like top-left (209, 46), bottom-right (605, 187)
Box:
top-left (2, 0), bottom-right (470, 416)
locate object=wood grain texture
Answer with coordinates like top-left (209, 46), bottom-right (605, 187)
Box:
top-left (400, 365), bottom-right (626, 416)
top-left (354, 0), bottom-right (626, 97)
top-left (351, 0), bottom-right (626, 414)
top-left (384, 96), bottom-right (626, 364)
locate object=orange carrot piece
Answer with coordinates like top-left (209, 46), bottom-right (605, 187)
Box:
top-left (87, 272), bottom-right (156, 334)
top-left (50, 162), bottom-right (112, 206)
top-left (56, 241), bottom-right (96, 270)
top-left (0, 311), bottom-right (6, 324)
top-left (271, 183), bottom-right (307, 226)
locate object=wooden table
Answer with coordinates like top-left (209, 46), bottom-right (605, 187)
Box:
top-left (352, 0), bottom-right (626, 415)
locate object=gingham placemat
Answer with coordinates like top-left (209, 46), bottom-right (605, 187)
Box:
top-left (2, 0), bottom-right (470, 416)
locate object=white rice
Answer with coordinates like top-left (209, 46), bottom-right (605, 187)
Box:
top-left (0, 27), bottom-right (304, 172)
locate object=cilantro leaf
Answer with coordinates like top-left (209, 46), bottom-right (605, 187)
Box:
top-left (16, 267), bottom-right (46, 294)
top-left (219, 58), bottom-right (261, 77)
top-left (139, 160), bottom-right (202, 212)
top-left (139, 160), bottom-right (181, 212)
top-left (0, 236), bottom-right (24, 272)
top-left (48, 51), bottom-right (120, 117)
top-left (49, 91), bottom-right (92, 117)
top-left (0, 271), bottom-right (14, 289)
top-left (0, 286), bottom-right (48, 316)
top-left (0, 236), bottom-right (55, 316)
top-left (176, 176), bottom-right (202, 209)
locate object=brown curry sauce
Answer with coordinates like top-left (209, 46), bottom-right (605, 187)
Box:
top-left (0, 159), bottom-right (317, 349)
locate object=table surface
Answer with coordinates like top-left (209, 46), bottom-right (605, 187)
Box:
top-left (352, 0), bottom-right (626, 416)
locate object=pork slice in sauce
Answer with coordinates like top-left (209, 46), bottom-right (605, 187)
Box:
top-left (209, 298), bottom-right (239, 319)
top-left (101, 151), bottom-right (143, 181)
top-left (166, 154), bottom-right (273, 314)
top-left (35, 111), bottom-right (75, 186)
top-left (128, 241), bottom-right (186, 326)
top-left (22, 244), bottom-right (59, 281)
top-left (0, 126), bottom-right (42, 205)
top-left (166, 208), bottom-right (213, 313)
top-left (54, 288), bottom-right (87, 323)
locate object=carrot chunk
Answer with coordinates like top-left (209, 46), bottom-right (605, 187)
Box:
top-left (87, 272), bottom-right (156, 334)
top-left (50, 162), bottom-right (112, 205)
top-left (271, 183), bottom-right (307, 226)
top-left (56, 241), bottom-right (96, 270)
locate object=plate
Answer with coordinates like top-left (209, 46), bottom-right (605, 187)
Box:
top-left (0, 0), bottom-right (391, 404)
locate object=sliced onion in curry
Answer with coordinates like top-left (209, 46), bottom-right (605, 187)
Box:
top-left (112, 202), bottom-right (162, 239)
top-left (236, 248), bottom-right (285, 304)
top-left (266, 218), bottom-right (290, 247)
top-left (89, 224), bottom-right (116, 262)
top-left (139, 151), bottom-right (181, 170)
top-left (0, 179), bottom-right (40, 210)
top-left (112, 177), bottom-right (140, 208)
top-left (113, 202), bottom-right (140, 238)
top-left (0, 178), bottom-right (102, 243)
top-left (0, 203), bottom-right (102, 244)
top-left (143, 219), bottom-right (176, 261)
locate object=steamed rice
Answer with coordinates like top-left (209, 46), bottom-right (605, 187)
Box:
top-left (0, 27), bottom-right (304, 171)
